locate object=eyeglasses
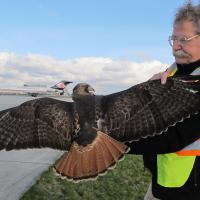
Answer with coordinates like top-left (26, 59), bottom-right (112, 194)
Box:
top-left (168, 34), bottom-right (200, 46)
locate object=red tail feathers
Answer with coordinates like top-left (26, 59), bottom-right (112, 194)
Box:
top-left (54, 131), bottom-right (129, 182)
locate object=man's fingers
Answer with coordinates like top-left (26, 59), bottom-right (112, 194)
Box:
top-left (150, 72), bottom-right (169, 84)
top-left (149, 71), bottom-right (169, 84)
top-left (161, 72), bottom-right (168, 84)
top-left (149, 73), bottom-right (162, 80)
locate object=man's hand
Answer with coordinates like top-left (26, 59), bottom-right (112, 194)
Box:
top-left (149, 71), bottom-right (168, 84)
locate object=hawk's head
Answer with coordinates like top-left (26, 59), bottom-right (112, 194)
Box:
top-left (72, 83), bottom-right (95, 100)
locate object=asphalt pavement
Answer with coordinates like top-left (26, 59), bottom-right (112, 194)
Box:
top-left (0, 95), bottom-right (69, 200)
top-left (0, 149), bottom-right (63, 200)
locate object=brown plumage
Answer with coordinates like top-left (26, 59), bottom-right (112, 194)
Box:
top-left (0, 76), bottom-right (200, 182)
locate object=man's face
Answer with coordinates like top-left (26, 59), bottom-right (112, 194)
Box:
top-left (172, 20), bottom-right (200, 64)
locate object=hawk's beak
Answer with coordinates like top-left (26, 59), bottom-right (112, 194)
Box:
top-left (88, 86), bottom-right (95, 95)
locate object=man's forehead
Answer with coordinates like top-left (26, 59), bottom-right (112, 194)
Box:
top-left (173, 20), bottom-right (197, 35)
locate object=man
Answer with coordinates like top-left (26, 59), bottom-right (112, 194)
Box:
top-left (129, 2), bottom-right (200, 200)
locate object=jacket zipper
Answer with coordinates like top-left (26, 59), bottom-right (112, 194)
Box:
top-left (194, 158), bottom-right (198, 187)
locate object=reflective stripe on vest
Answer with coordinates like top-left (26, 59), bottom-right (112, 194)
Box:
top-left (166, 62), bottom-right (177, 76)
top-left (157, 63), bottom-right (200, 187)
top-left (166, 62), bottom-right (200, 77)
top-left (176, 139), bottom-right (200, 156)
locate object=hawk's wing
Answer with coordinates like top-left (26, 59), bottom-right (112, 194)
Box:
top-left (0, 98), bottom-right (75, 151)
top-left (99, 76), bottom-right (200, 142)
top-left (2, 77), bottom-right (200, 182)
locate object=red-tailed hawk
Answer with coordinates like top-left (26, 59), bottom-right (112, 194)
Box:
top-left (0, 75), bottom-right (200, 182)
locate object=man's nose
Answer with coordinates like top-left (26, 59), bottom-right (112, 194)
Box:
top-left (172, 40), bottom-right (182, 51)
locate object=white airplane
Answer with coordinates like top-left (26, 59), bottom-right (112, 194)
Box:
top-left (0, 80), bottom-right (72, 97)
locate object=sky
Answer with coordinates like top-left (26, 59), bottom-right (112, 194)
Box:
top-left (0, 0), bottom-right (199, 94)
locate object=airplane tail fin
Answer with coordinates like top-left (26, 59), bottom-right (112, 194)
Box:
top-left (51, 81), bottom-right (72, 90)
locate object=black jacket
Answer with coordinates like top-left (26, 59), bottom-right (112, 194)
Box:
top-left (129, 60), bottom-right (200, 200)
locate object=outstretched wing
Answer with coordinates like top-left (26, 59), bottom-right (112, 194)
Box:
top-left (0, 98), bottom-right (75, 151)
top-left (99, 76), bottom-right (200, 142)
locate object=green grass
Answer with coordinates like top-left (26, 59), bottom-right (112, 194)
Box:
top-left (20, 155), bottom-right (151, 200)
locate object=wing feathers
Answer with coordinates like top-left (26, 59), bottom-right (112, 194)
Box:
top-left (1, 78), bottom-right (200, 182)
top-left (101, 77), bottom-right (200, 142)
top-left (0, 98), bottom-right (75, 150)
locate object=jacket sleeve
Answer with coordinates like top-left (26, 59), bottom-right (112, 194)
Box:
top-left (128, 112), bottom-right (200, 154)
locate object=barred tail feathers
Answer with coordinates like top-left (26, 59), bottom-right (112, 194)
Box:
top-left (54, 131), bottom-right (129, 182)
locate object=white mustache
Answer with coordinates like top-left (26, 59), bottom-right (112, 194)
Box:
top-left (173, 50), bottom-right (190, 58)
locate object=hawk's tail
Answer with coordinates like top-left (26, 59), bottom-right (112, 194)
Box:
top-left (54, 131), bottom-right (129, 182)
